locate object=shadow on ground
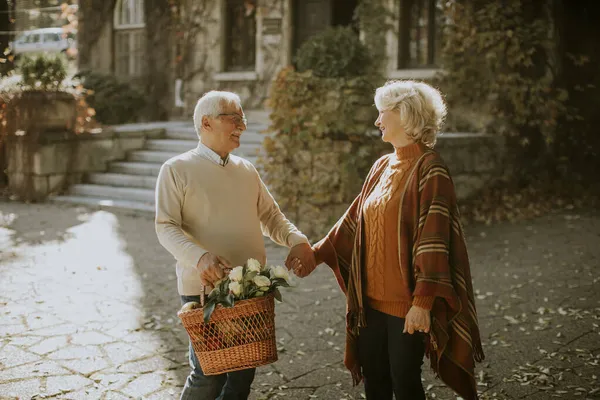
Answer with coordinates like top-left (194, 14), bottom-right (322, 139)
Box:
top-left (1, 200), bottom-right (599, 399)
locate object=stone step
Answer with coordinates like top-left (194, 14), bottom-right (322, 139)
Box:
top-left (109, 161), bottom-right (163, 176)
top-left (145, 139), bottom-right (260, 154)
top-left (52, 195), bottom-right (154, 213)
top-left (128, 150), bottom-right (260, 166)
top-left (88, 173), bottom-right (157, 189)
top-left (165, 127), bottom-right (268, 144)
top-left (129, 150), bottom-right (180, 163)
top-left (145, 139), bottom-right (196, 152)
top-left (71, 184), bottom-right (155, 203)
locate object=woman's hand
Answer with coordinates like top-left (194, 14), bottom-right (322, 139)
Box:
top-left (403, 305), bottom-right (431, 334)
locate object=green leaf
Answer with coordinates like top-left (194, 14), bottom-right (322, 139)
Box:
top-left (273, 278), bottom-right (290, 288)
top-left (220, 279), bottom-right (229, 292)
top-left (203, 300), bottom-right (217, 323)
top-left (222, 294), bottom-right (235, 308)
top-left (208, 286), bottom-right (220, 299)
top-left (273, 287), bottom-right (283, 302)
top-left (245, 271), bottom-right (258, 281)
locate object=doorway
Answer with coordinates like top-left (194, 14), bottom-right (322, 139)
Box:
top-left (292, 0), bottom-right (359, 56)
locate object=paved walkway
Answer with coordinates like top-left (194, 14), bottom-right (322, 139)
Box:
top-left (0, 201), bottom-right (599, 399)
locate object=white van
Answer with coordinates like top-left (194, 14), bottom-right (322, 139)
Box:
top-left (11, 28), bottom-right (76, 59)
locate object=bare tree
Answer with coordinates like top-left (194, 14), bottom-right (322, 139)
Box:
top-left (0, 0), bottom-right (16, 76)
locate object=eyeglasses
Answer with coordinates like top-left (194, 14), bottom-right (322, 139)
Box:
top-left (216, 113), bottom-right (247, 126)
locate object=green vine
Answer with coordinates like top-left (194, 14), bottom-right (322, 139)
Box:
top-left (354, 0), bottom-right (395, 73)
top-left (78, 0), bottom-right (117, 68)
top-left (434, 0), bottom-right (570, 177)
top-left (167, 0), bottom-right (220, 111)
top-left (434, 0), bottom-right (600, 223)
top-left (261, 67), bottom-right (387, 239)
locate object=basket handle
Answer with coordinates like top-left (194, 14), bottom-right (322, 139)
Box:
top-left (200, 285), bottom-right (206, 307)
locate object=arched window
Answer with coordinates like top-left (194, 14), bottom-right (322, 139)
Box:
top-left (114, 0), bottom-right (145, 77)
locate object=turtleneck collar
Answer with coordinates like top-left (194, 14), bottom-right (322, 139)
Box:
top-left (394, 141), bottom-right (427, 161)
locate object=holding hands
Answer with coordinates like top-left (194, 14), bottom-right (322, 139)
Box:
top-left (285, 243), bottom-right (317, 278)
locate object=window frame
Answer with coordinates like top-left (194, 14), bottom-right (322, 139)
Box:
top-left (113, 0), bottom-right (146, 78)
top-left (397, 0), bottom-right (441, 70)
top-left (223, 0), bottom-right (258, 73)
top-left (113, 0), bottom-right (146, 30)
top-left (44, 33), bottom-right (62, 43)
top-left (27, 34), bottom-right (40, 44)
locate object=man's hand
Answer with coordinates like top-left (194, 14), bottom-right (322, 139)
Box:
top-left (197, 253), bottom-right (232, 287)
top-left (285, 243), bottom-right (317, 278)
top-left (403, 305), bottom-right (431, 334)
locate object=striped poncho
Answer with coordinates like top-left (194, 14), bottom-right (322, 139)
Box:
top-left (313, 149), bottom-right (485, 400)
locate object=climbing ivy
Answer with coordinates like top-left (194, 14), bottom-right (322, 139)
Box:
top-left (434, 0), bottom-right (571, 176)
top-left (354, 0), bottom-right (395, 72)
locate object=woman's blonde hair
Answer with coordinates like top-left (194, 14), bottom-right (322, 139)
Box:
top-left (374, 80), bottom-right (447, 147)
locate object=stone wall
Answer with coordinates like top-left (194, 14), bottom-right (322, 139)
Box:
top-left (185, 0), bottom-right (290, 111)
top-left (6, 127), bottom-right (163, 201)
top-left (268, 132), bottom-right (506, 241)
top-left (435, 133), bottom-right (506, 200)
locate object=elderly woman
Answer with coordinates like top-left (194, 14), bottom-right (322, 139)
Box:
top-left (289, 80), bottom-right (484, 400)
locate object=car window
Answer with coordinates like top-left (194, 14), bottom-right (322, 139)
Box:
top-left (44, 33), bottom-right (62, 42)
top-left (26, 34), bottom-right (40, 44)
top-left (15, 34), bottom-right (28, 44)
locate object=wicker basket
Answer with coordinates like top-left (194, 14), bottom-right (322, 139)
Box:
top-left (178, 292), bottom-right (278, 375)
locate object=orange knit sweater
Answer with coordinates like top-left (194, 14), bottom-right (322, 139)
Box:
top-left (362, 142), bottom-right (435, 317)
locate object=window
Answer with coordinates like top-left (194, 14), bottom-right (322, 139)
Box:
top-left (398, 0), bottom-right (442, 69)
top-left (114, 0), bottom-right (145, 78)
top-left (44, 33), bottom-right (62, 43)
top-left (224, 0), bottom-right (256, 71)
top-left (292, 0), bottom-right (358, 55)
top-left (26, 34), bottom-right (40, 44)
top-left (15, 34), bottom-right (28, 44)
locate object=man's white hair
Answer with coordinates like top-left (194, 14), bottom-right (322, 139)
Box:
top-left (374, 80), bottom-right (447, 147)
top-left (193, 91), bottom-right (242, 137)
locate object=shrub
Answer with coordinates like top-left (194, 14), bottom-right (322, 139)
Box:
top-left (18, 54), bottom-right (67, 90)
top-left (260, 67), bottom-right (387, 239)
top-left (294, 26), bottom-right (373, 78)
top-left (74, 71), bottom-right (146, 125)
top-left (434, 0), bottom-right (572, 177)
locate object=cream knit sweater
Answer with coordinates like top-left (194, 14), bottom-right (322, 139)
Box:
top-left (155, 142), bottom-right (308, 295)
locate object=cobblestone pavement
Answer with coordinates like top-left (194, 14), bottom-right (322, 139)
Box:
top-left (1, 201), bottom-right (599, 400)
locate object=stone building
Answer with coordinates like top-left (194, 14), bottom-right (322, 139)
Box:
top-left (79, 0), bottom-right (443, 118)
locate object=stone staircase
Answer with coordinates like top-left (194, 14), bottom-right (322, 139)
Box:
top-left (53, 122), bottom-right (269, 213)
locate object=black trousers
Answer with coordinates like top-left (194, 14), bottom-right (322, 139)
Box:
top-left (358, 307), bottom-right (426, 400)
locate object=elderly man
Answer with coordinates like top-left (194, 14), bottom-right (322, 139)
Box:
top-left (155, 91), bottom-right (316, 400)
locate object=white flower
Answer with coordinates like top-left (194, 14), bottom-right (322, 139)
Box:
top-left (229, 266), bottom-right (244, 282)
top-left (253, 275), bottom-right (271, 288)
top-left (270, 265), bottom-right (291, 282)
top-left (180, 301), bottom-right (200, 312)
top-left (229, 281), bottom-right (242, 297)
top-left (247, 258), bottom-right (262, 272)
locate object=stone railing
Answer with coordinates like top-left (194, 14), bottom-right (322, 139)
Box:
top-left (6, 126), bottom-right (164, 201)
top-left (434, 132), bottom-right (506, 200)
